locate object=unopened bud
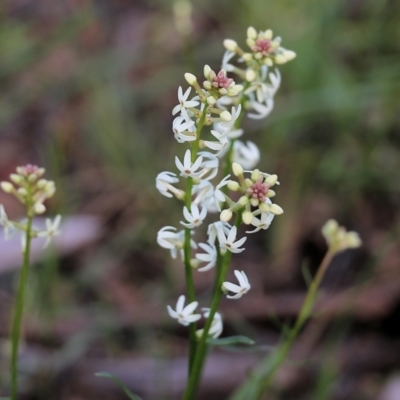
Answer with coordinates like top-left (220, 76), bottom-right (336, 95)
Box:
top-left (251, 169), bottom-right (261, 182)
top-left (232, 162), bottom-right (243, 177)
top-left (238, 196), bottom-right (249, 206)
top-left (17, 188), bottom-right (27, 196)
top-left (220, 209), bottom-right (232, 222)
top-left (259, 202), bottom-right (270, 213)
top-left (270, 204), bottom-right (284, 215)
top-left (220, 110), bottom-right (232, 122)
top-left (223, 39), bottom-right (238, 52)
top-left (227, 181), bottom-right (240, 191)
top-left (203, 65), bottom-right (211, 79)
top-left (184, 73), bottom-right (197, 85)
top-left (1, 182), bottom-right (13, 193)
top-left (265, 174), bottom-right (278, 186)
top-left (207, 96), bottom-right (216, 106)
top-left (274, 54), bottom-right (287, 64)
top-left (33, 203), bottom-right (46, 214)
top-left (245, 69), bottom-right (256, 82)
top-left (242, 211), bottom-right (253, 225)
top-left (247, 27), bottom-right (257, 40)
top-left (10, 174), bottom-right (22, 184)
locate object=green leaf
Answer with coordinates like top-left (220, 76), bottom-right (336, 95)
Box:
top-left (95, 372), bottom-right (142, 400)
top-left (207, 335), bottom-right (255, 346)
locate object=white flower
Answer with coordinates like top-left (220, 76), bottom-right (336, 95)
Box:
top-left (196, 151), bottom-right (219, 181)
top-left (175, 149), bottom-right (204, 179)
top-left (247, 95), bottom-right (274, 120)
top-left (232, 141), bottom-right (260, 169)
top-left (221, 50), bottom-right (235, 72)
top-left (217, 225), bottom-right (247, 254)
top-left (37, 215), bottom-right (62, 248)
top-left (173, 116), bottom-right (196, 143)
top-left (222, 270), bottom-right (251, 299)
top-left (196, 309), bottom-right (223, 339)
top-left (167, 295), bottom-right (201, 326)
top-left (0, 204), bottom-right (15, 239)
top-left (157, 226), bottom-right (196, 259)
top-left (180, 205), bottom-right (207, 229)
top-left (207, 221), bottom-right (231, 245)
top-left (202, 130), bottom-right (229, 156)
top-left (246, 211), bottom-right (275, 233)
top-left (156, 171), bottom-right (184, 199)
top-left (172, 86), bottom-right (199, 122)
top-left (195, 242), bottom-right (217, 272)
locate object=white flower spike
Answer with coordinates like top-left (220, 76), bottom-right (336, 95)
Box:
top-left (167, 295), bottom-right (201, 326)
top-left (222, 270), bottom-right (251, 299)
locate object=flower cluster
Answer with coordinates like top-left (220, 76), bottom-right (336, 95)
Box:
top-left (322, 219), bottom-right (362, 254)
top-left (0, 165), bottom-right (61, 248)
top-left (157, 28), bottom-right (295, 339)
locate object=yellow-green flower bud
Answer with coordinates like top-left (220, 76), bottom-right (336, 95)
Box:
top-left (270, 204), bottom-right (284, 215)
top-left (220, 209), bottom-right (232, 222)
top-left (227, 181), bottom-right (240, 191)
top-left (184, 73), bottom-right (197, 85)
top-left (223, 39), bottom-right (238, 52)
top-left (242, 211), bottom-right (253, 225)
top-left (220, 110), bottom-right (232, 122)
top-left (1, 182), bottom-right (13, 193)
top-left (232, 162), bottom-right (243, 177)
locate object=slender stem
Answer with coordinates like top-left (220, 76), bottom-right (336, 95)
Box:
top-left (254, 251), bottom-right (334, 399)
top-left (183, 215), bottom-right (242, 400)
top-left (183, 110), bottom-right (207, 374)
top-left (10, 216), bottom-right (33, 400)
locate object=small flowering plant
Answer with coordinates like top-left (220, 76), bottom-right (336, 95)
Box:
top-left (0, 165), bottom-right (61, 400)
top-left (155, 27), bottom-right (296, 399)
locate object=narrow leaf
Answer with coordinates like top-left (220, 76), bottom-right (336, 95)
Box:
top-left (95, 372), bottom-right (142, 400)
top-left (207, 335), bottom-right (255, 346)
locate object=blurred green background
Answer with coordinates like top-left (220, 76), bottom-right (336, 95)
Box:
top-left (0, 0), bottom-right (400, 399)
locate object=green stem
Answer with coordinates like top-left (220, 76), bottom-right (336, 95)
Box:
top-left (10, 216), bottom-right (33, 400)
top-left (182, 215), bottom-right (242, 400)
top-left (183, 110), bottom-right (207, 374)
top-left (231, 251), bottom-right (335, 400)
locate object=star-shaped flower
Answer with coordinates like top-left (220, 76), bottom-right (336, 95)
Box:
top-left (175, 149), bottom-right (204, 179)
top-left (222, 270), bottom-right (251, 299)
top-left (246, 211), bottom-right (274, 234)
top-left (37, 215), bottom-right (62, 248)
top-left (172, 86), bottom-right (199, 122)
top-left (0, 204), bottom-right (15, 239)
top-left (196, 309), bottom-right (223, 339)
top-left (167, 295), bottom-right (201, 326)
top-left (180, 205), bottom-right (207, 229)
top-left (217, 225), bottom-right (247, 254)
top-left (195, 242), bottom-right (217, 272)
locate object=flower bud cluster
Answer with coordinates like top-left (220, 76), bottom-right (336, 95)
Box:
top-left (322, 219), bottom-right (362, 254)
top-left (219, 163), bottom-right (283, 233)
top-left (158, 28), bottom-right (294, 338)
top-left (0, 165), bottom-right (61, 248)
top-left (221, 27), bottom-right (295, 120)
top-left (1, 164), bottom-right (55, 216)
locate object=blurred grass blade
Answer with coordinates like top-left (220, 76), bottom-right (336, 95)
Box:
top-left (95, 372), bottom-right (142, 400)
top-left (207, 335), bottom-right (255, 346)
